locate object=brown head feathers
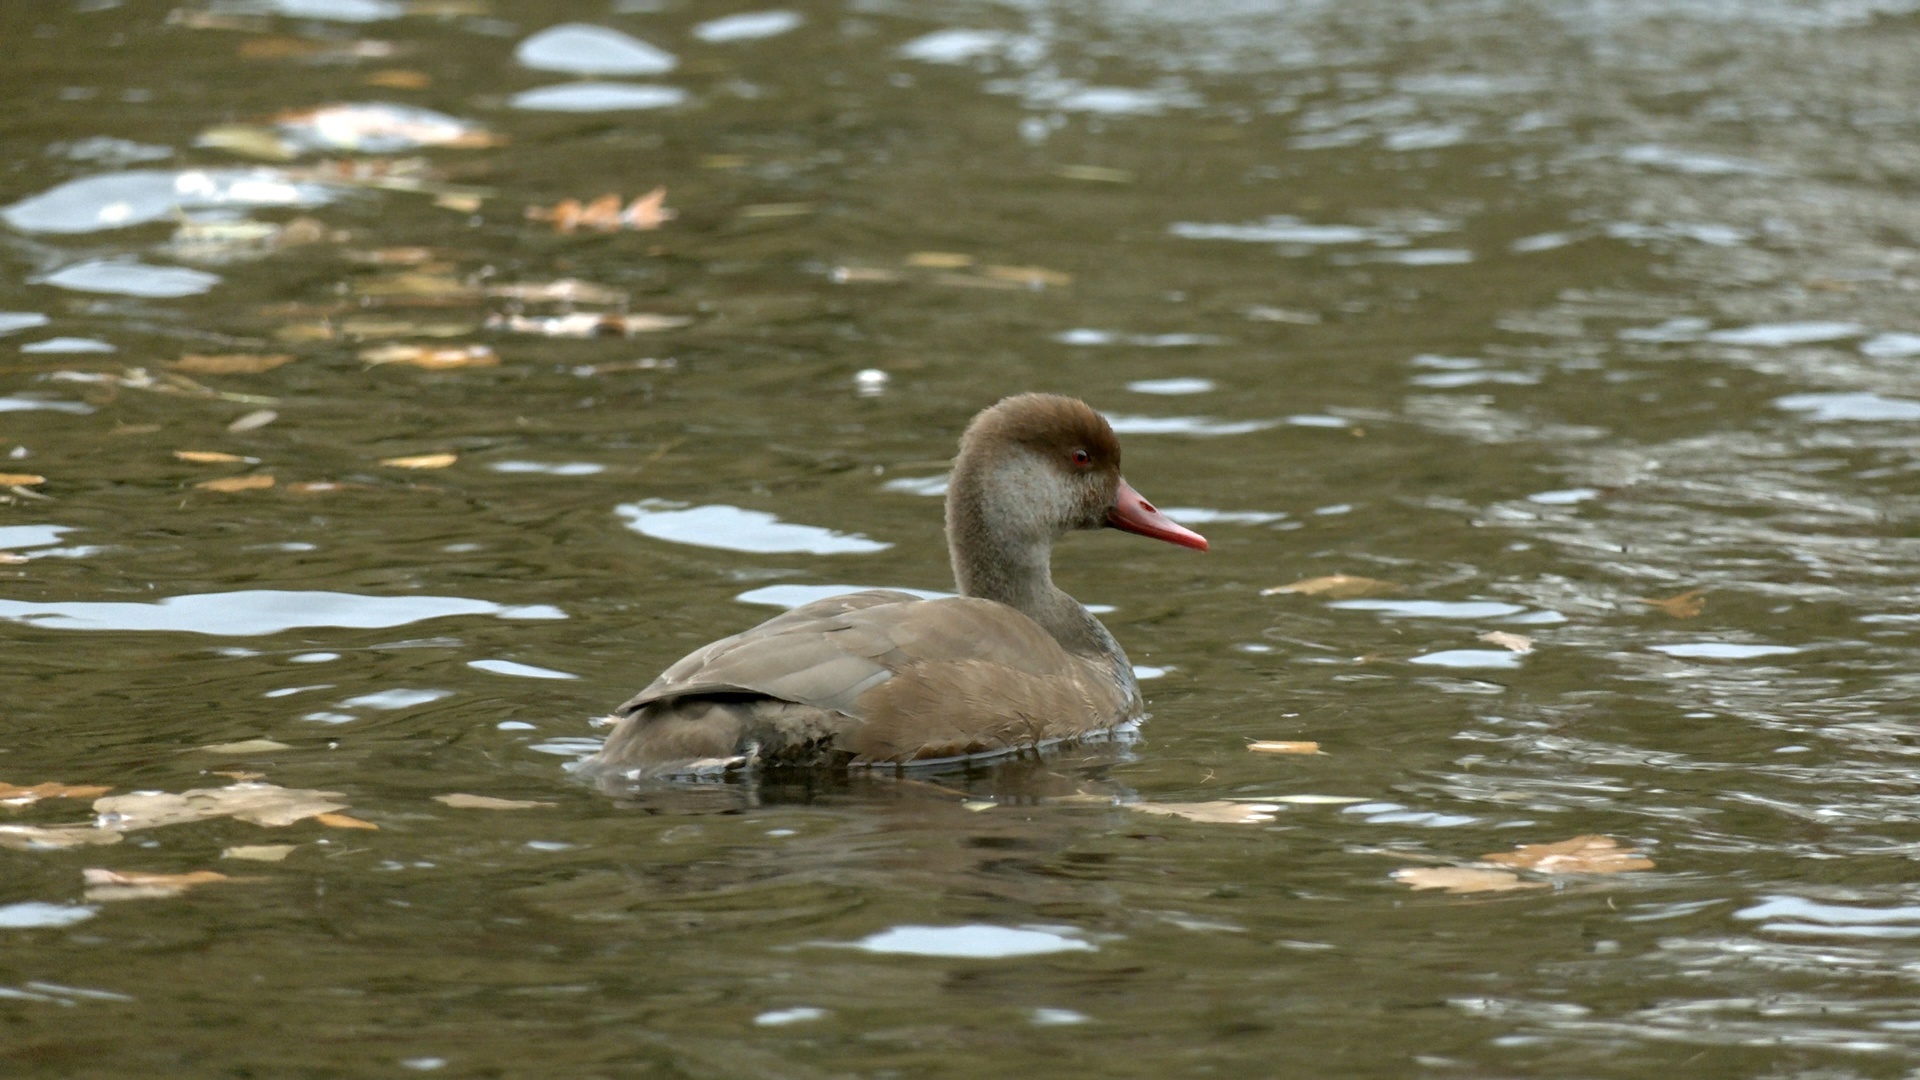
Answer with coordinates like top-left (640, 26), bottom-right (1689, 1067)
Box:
top-left (961, 393), bottom-right (1121, 472)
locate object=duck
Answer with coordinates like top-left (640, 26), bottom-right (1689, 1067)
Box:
top-left (578, 393), bottom-right (1208, 779)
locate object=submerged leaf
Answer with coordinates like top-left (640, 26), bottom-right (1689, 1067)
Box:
top-left (1247, 741), bottom-right (1321, 755)
top-left (1637, 588), bottom-right (1706, 619)
top-left (1392, 867), bottom-right (1545, 894)
top-left (315, 812), bottom-right (379, 830)
top-left (194, 474), bottom-right (275, 493)
top-left (434, 793), bottom-right (557, 810)
top-left (360, 344), bottom-right (497, 369)
top-left (227, 409), bottom-right (279, 433)
top-left (1478, 834), bottom-right (1654, 875)
top-left (0, 473), bottom-right (46, 487)
top-left (906, 251), bottom-right (973, 269)
top-left (174, 450), bottom-right (251, 464)
top-left (485, 279), bottom-right (628, 305)
top-left (1132, 801), bottom-right (1279, 825)
top-left (1262, 575), bottom-right (1401, 599)
top-left (199, 739), bottom-right (291, 754)
top-left (526, 187), bottom-right (674, 233)
top-left (0, 824), bottom-right (123, 851)
top-left (981, 264), bottom-right (1072, 288)
top-left (223, 844), bottom-right (296, 862)
top-left (485, 312), bottom-right (690, 338)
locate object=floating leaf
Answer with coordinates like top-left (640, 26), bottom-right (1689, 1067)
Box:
top-left (1262, 575), bottom-right (1402, 599)
top-left (195, 123), bottom-right (297, 161)
top-left (194, 474), bottom-right (275, 493)
top-left (94, 783), bottom-right (347, 830)
top-left (0, 473), bottom-right (46, 487)
top-left (340, 316), bottom-right (476, 339)
top-left (1132, 801), bottom-right (1279, 825)
top-left (227, 409), bottom-right (279, 433)
top-left (485, 312), bottom-right (690, 338)
top-left (830, 266), bottom-right (904, 284)
top-left (174, 450), bottom-right (252, 464)
top-left (433, 793), bottom-right (557, 810)
top-left (738, 202), bottom-right (812, 220)
top-left (0, 782), bottom-right (112, 807)
top-left (315, 812), bottom-right (379, 830)
top-left (1053, 164), bottom-right (1134, 183)
top-left (1478, 834), bottom-right (1654, 875)
top-left (360, 343), bottom-right (498, 369)
top-left (906, 252), bottom-right (973, 269)
top-left (0, 824), bottom-right (122, 851)
top-left (210, 770), bottom-right (265, 782)
top-left (485, 279), bottom-right (628, 305)
top-left (365, 69), bottom-right (431, 90)
top-left (981, 264), bottom-right (1072, 288)
top-left (83, 868), bottom-right (233, 902)
top-left (1248, 741), bottom-right (1321, 755)
top-left (351, 271), bottom-right (478, 300)
top-left (1392, 867), bottom-right (1545, 894)
top-left (223, 844), bottom-right (296, 862)
top-left (379, 452), bottom-right (457, 470)
top-left (172, 353), bottom-right (294, 375)
top-left (1477, 631), bottom-right (1534, 654)
top-left (526, 187), bottom-right (674, 233)
top-left (1637, 588), bottom-right (1706, 619)
top-left (434, 193), bottom-right (483, 213)
top-left (199, 739), bottom-right (291, 754)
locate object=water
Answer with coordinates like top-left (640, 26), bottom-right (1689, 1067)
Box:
top-left (4, 0), bottom-right (1920, 1074)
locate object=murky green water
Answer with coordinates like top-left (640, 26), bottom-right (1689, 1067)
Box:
top-left (6, 0), bottom-right (1920, 1074)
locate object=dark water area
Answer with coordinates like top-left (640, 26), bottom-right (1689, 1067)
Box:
top-left (5, 0), bottom-right (1920, 1075)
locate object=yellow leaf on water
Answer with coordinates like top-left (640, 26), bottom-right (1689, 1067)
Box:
top-left (1637, 588), bottom-right (1706, 619)
top-left (1132, 801), bottom-right (1280, 825)
top-left (82, 868), bottom-right (235, 902)
top-left (379, 452), bottom-right (457, 470)
top-left (222, 844), bottom-right (296, 862)
top-left (195, 474), bottom-right (275, 493)
top-left (171, 353), bottom-right (293, 375)
top-left (1261, 575), bottom-right (1402, 599)
top-left (1248, 741), bottom-right (1321, 755)
top-left (1477, 631), bottom-right (1535, 654)
top-left (174, 450), bottom-right (250, 464)
top-left (1478, 834), bottom-right (1654, 875)
top-left (315, 812), bottom-right (379, 830)
top-left (199, 739), bottom-right (291, 754)
top-left (433, 793), bottom-right (557, 810)
top-left (360, 344), bottom-right (498, 369)
top-left (0, 782), bottom-right (112, 807)
top-left (1392, 867), bottom-right (1546, 894)
top-left (0, 473), bottom-right (46, 487)
top-left (906, 251), bottom-right (974, 269)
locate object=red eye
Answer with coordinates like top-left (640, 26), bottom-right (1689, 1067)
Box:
top-left (1071, 449), bottom-right (1091, 467)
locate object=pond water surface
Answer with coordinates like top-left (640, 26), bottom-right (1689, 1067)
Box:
top-left (5, 0), bottom-right (1920, 1075)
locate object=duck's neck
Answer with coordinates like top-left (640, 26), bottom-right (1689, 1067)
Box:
top-left (944, 462), bottom-right (1128, 667)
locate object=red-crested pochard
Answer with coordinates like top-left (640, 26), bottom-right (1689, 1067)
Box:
top-left (580, 393), bottom-right (1207, 778)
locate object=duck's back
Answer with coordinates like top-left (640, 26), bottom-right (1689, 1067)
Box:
top-left (580, 590), bottom-right (1138, 777)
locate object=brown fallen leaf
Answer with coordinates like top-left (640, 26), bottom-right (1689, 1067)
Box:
top-left (1392, 867), bottom-right (1546, 894)
top-left (175, 450), bottom-right (251, 464)
top-left (1131, 801), bottom-right (1280, 825)
top-left (1247, 741), bottom-right (1321, 755)
top-left (171, 354), bottom-right (294, 375)
top-left (359, 343), bottom-right (498, 369)
top-left (223, 844), bottom-right (296, 862)
top-left (0, 824), bottom-right (123, 851)
top-left (0, 473), bottom-right (46, 487)
top-left (379, 452), bottom-right (457, 470)
top-left (345, 247), bottom-right (439, 266)
top-left (0, 782), bottom-right (112, 807)
top-left (527, 187), bottom-right (674, 233)
top-left (199, 739), bottom-right (291, 754)
top-left (227, 409), bottom-right (279, 433)
top-left (195, 474), bottom-right (275, 493)
top-left (1637, 588), bottom-right (1706, 619)
top-left (83, 868), bottom-right (233, 901)
top-left (94, 783), bottom-right (347, 830)
top-left (1478, 834), bottom-right (1654, 875)
top-left (433, 793), bottom-right (558, 810)
top-left (1261, 575), bottom-right (1402, 599)
top-left (484, 312), bottom-right (691, 338)
top-left (1477, 631), bottom-right (1535, 654)
top-left (434, 193), bottom-right (483, 213)
top-left (315, 812), bottom-right (379, 830)
top-left (906, 251), bottom-right (973, 269)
